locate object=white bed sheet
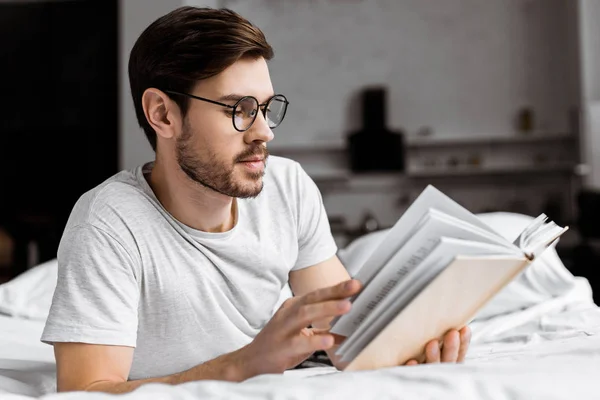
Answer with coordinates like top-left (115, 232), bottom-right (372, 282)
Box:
top-left (1, 279), bottom-right (599, 400)
top-left (0, 315), bottom-right (56, 398)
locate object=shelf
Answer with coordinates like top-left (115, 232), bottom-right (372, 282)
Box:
top-left (407, 163), bottom-right (577, 178)
top-left (406, 133), bottom-right (575, 148)
top-left (310, 163), bottom-right (578, 185)
top-left (269, 144), bottom-right (345, 155)
top-left (304, 169), bottom-right (349, 182)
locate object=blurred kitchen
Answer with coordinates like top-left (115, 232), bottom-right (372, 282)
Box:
top-left (0, 0), bottom-right (599, 300)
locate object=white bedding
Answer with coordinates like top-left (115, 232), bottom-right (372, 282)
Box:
top-left (2, 286), bottom-right (599, 400)
top-left (0, 315), bottom-right (56, 398)
top-left (1, 212), bottom-right (600, 399)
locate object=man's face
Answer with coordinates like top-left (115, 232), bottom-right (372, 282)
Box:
top-left (175, 57), bottom-right (275, 198)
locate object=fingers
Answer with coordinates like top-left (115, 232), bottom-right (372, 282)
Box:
top-left (301, 279), bottom-right (362, 306)
top-left (292, 332), bottom-right (335, 354)
top-left (405, 359), bottom-right (419, 366)
top-left (424, 340), bottom-right (440, 363)
top-left (287, 299), bottom-right (352, 333)
top-left (413, 327), bottom-right (471, 367)
top-left (279, 280), bottom-right (361, 334)
top-left (457, 326), bottom-right (471, 362)
top-left (310, 329), bottom-right (347, 345)
top-left (441, 329), bottom-right (460, 362)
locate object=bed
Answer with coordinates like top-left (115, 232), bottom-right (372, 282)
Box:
top-left (1, 212), bottom-right (600, 399)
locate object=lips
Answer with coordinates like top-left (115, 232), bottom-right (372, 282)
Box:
top-left (236, 146), bottom-right (269, 164)
top-left (239, 158), bottom-right (264, 163)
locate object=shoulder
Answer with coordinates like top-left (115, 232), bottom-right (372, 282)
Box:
top-left (64, 166), bottom-right (154, 233)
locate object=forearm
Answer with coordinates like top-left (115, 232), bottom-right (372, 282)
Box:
top-left (83, 347), bottom-right (252, 394)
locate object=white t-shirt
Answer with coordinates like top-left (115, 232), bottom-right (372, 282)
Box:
top-left (41, 156), bottom-right (337, 380)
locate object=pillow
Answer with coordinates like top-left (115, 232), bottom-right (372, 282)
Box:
top-left (337, 212), bottom-right (582, 321)
top-left (0, 258), bottom-right (57, 320)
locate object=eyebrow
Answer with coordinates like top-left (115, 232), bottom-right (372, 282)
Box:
top-left (217, 93), bottom-right (276, 104)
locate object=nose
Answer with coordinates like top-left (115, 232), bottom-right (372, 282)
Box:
top-left (244, 111), bottom-right (274, 144)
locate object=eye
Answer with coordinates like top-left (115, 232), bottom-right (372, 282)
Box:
top-left (224, 109), bottom-right (243, 117)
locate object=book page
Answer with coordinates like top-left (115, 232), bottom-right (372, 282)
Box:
top-left (336, 237), bottom-right (518, 361)
top-left (349, 185), bottom-right (504, 294)
top-left (330, 208), bottom-right (519, 337)
top-left (518, 215), bottom-right (568, 259)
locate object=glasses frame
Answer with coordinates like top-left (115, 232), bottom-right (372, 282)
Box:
top-left (164, 90), bottom-right (289, 132)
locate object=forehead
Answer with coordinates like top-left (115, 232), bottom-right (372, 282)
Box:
top-left (196, 57), bottom-right (274, 101)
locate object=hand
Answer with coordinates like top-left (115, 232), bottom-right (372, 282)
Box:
top-left (237, 279), bottom-right (362, 377)
top-left (405, 326), bottom-right (471, 366)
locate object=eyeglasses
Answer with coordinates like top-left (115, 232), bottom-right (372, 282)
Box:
top-left (164, 90), bottom-right (289, 132)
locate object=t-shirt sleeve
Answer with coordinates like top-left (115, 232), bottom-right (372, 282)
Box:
top-left (292, 162), bottom-right (338, 271)
top-left (41, 223), bottom-right (140, 347)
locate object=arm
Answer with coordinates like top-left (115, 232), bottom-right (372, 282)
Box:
top-left (289, 255), bottom-right (353, 369)
top-left (55, 279), bottom-right (364, 393)
top-left (46, 224), bottom-right (253, 393)
top-left (54, 342), bottom-right (249, 393)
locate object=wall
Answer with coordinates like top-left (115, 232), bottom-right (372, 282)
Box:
top-left (119, 0), bottom-right (181, 171)
top-left (578, 0), bottom-right (600, 189)
top-left (579, 0), bottom-right (600, 103)
top-left (119, 0), bottom-right (578, 170)
top-left (223, 0), bottom-right (576, 150)
top-left (119, 0), bottom-right (218, 171)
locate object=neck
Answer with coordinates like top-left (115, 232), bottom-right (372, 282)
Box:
top-left (147, 155), bottom-right (236, 233)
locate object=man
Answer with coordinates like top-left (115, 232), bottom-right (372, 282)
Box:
top-left (41, 6), bottom-right (471, 394)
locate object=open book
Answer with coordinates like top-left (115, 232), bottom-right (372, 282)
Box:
top-left (330, 185), bottom-right (568, 371)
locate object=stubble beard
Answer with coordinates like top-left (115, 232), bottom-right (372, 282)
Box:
top-left (175, 125), bottom-right (268, 199)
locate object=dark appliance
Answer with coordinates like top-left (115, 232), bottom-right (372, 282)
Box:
top-left (347, 86), bottom-right (405, 172)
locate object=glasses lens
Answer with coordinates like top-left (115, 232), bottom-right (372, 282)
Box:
top-left (233, 97), bottom-right (259, 131)
top-left (266, 95), bottom-right (288, 129)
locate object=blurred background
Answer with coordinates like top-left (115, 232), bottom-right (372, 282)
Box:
top-left (0, 0), bottom-right (599, 301)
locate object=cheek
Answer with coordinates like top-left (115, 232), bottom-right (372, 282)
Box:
top-left (187, 113), bottom-right (242, 162)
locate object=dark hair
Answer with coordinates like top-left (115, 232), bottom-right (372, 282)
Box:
top-left (128, 6), bottom-right (274, 151)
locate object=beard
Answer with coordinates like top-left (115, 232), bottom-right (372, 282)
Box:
top-left (175, 124), bottom-right (268, 198)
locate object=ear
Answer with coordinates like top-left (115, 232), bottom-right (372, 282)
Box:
top-left (141, 88), bottom-right (181, 140)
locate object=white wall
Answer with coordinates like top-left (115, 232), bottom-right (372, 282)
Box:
top-left (119, 0), bottom-right (219, 171)
top-left (579, 0), bottom-right (600, 103)
top-left (119, 0), bottom-right (579, 170)
top-left (223, 0), bottom-right (576, 149)
top-left (578, 0), bottom-right (600, 189)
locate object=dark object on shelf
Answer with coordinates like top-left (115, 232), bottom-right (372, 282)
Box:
top-left (516, 106), bottom-right (535, 134)
top-left (447, 156), bottom-right (460, 168)
top-left (347, 86), bottom-right (405, 172)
